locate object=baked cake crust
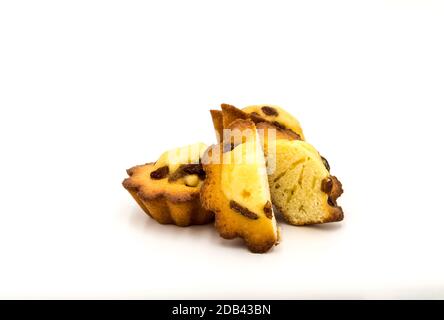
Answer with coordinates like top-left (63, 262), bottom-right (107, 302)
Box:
top-left (243, 104), bottom-right (305, 140)
top-left (268, 140), bottom-right (344, 226)
top-left (123, 163), bottom-right (214, 227)
top-left (210, 109), bottom-right (224, 143)
top-left (201, 119), bottom-right (279, 253)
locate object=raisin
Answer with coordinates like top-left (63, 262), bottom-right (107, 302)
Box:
top-left (229, 200), bottom-right (259, 220)
top-left (321, 156), bottom-right (330, 172)
top-left (261, 106), bottom-right (279, 116)
top-left (321, 177), bottom-right (333, 194)
top-left (150, 166), bottom-right (169, 179)
top-left (250, 111), bottom-right (261, 117)
top-left (168, 163), bottom-right (206, 182)
top-left (263, 201), bottom-right (273, 219)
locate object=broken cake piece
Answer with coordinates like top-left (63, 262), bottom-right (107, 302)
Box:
top-left (122, 143), bottom-right (214, 227)
top-left (200, 119), bottom-right (279, 253)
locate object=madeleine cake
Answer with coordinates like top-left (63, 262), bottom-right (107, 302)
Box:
top-left (200, 120), bottom-right (279, 253)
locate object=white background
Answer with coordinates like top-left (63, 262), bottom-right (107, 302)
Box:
top-left (1, 0), bottom-right (443, 299)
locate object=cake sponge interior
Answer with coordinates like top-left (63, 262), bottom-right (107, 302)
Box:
top-left (267, 139), bottom-right (343, 225)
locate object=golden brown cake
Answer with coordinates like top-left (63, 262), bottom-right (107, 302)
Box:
top-left (218, 103), bottom-right (303, 141)
top-left (200, 119), bottom-right (279, 253)
top-left (243, 104), bottom-right (305, 140)
top-left (212, 103), bottom-right (343, 226)
top-left (266, 139), bottom-right (343, 225)
top-left (210, 109), bottom-right (224, 143)
top-left (122, 143), bottom-right (214, 227)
